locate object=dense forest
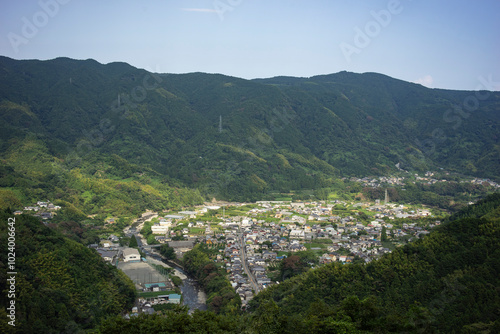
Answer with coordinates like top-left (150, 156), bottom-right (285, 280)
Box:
top-left (0, 211), bottom-right (136, 333)
top-left (94, 193), bottom-right (500, 333)
top-left (1, 56), bottom-right (499, 208)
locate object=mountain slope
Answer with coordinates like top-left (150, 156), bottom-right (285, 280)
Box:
top-left (0, 211), bottom-right (136, 333)
top-left (0, 56), bottom-right (499, 206)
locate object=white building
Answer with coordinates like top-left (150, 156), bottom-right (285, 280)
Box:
top-left (290, 229), bottom-right (305, 239)
top-left (241, 219), bottom-right (251, 227)
top-left (159, 219), bottom-right (172, 226)
top-left (151, 224), bottom-right (169, 235)
top-left (122, 248), bottom-right (141, 262)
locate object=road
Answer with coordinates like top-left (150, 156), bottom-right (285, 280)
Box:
top-left (239, 233), bottom-right (260, 294)
top-left (121, 214), bottom-right (207, 314)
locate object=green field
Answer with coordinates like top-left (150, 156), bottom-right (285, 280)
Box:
top-left (189, 227), bottom-right (205, 234)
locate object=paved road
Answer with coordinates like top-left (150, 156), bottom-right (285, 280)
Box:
top-left (239, 233), bottom-right (260, 293)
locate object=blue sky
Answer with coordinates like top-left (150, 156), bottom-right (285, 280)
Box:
top-left (0, 0), bottom-right (499, 90)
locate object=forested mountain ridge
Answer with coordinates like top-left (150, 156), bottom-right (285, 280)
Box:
top-left (1, 56), bottom-right (499, 207)
top-left (0, 211), bottom-right (136, 333)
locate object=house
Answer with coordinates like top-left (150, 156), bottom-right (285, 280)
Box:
top-left (289, 244), bottom-right (306, 252)
top-left (144, 282), bottom-right (167, 292)
top-left (97, 249), bottom-right (118, 262)
top-left (320, 254), bottom-right (334, 264)
top-left (290, 229), bottom-right (305, 239)
top-left (252, 266), bottom-right (266, 275)
top-left (40, 212), bottom-right (53, 219)
top-left (254, 258), bottom-right (266, 266)
top-left (122, 248), bottom-right (141, 262)
top-left (108, 234), bottom-right (120, 243)
top-left (155, 236), bottom-right (166, 243)
top-left (305, 232), bottom-right (316, 241)
top-left (262, 251), bottom-right (277, 261)
top-left (257, 276), bottom-right (271, 285)
top-left (168, 293), bottom-right (181, 304)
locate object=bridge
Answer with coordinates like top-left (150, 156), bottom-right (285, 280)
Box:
top-left (141, 244), bottom-right (161, 249)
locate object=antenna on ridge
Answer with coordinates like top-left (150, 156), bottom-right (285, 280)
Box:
top-left (219, 115), bottom-right (222, 133)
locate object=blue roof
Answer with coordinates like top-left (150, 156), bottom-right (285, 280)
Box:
top-left (169, 294), bottom-right (181, 300)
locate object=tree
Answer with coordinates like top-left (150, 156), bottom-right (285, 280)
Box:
top-left (160, 244), bottom-right (177, 260)
top-left (381, 226), bottom-right (388, 242)
top-left (171, 275), bottom-right (183, 287)
top-left (129, 234), bottom-right (138, 248)
top-left (119, 236), bottom-right (131, 246)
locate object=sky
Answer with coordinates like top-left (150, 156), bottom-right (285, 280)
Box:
top-left (0, 0), bottom-right (499, 91)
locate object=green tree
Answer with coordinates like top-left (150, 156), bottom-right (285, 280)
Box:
top-left (381, 226), bottom-right (388, 242)
top-left (160, 244), bottom-right (177, 260)
top-left (129, 234), bottom-right (138, 248)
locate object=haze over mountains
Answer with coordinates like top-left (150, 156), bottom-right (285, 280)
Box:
top-left (1, 56), bottom-right (499, 206)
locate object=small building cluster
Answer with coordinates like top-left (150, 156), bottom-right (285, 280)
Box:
top-left (16, 200), bottom-right (61, 220)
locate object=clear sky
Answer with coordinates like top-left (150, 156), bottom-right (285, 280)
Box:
top-left (0, 0), bottom-right (499, 90)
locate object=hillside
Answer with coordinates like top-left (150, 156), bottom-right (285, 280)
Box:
top-left (0, 211), bottom-right (136, 333)
top-left (0, 56), bottom-right (499, 208)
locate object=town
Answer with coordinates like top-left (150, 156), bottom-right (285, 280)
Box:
top-left (18, 170), bottom-right (496, 316)
top-left (73, 196), bottom-right (443, 315)
top-left (14, 164), bottom-right (500, 318)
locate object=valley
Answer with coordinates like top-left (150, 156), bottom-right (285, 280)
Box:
top-left (0, 56), bottom-right (499, 333)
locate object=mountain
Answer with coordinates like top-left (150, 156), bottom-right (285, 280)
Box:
top-left (0, 56), bottom-right (499, 209)
top-left (0, 211), bottom-right (136, 333)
